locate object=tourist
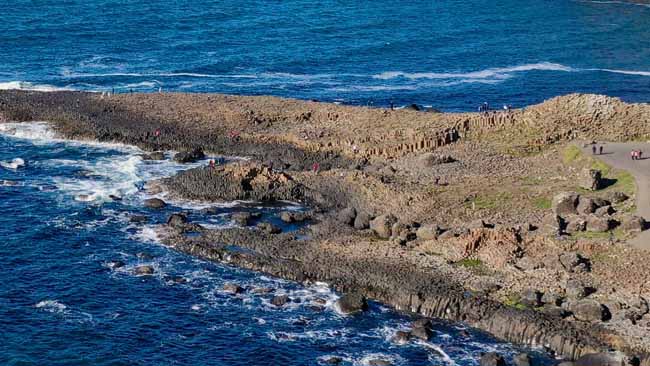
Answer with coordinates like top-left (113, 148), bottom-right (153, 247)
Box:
top-left (599, 146), bottom-right (603, 155)
top-left (312, 162), bottom-right (320, 174)
top-left (640, 150), bottom-right (644, 160)
top-left (434, 177), bottom-right (440, 185)
top-left (209, 159), bottom-right (215, 169)
top-left (631, 150), bottom-right (637, 160)
top-left (592, 145), bottom-right (596, 155)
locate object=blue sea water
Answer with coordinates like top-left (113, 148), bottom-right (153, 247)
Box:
top-left (0, 123), bottom-right (557, 365)
top-left (1, 0), bottom-right (650, 110)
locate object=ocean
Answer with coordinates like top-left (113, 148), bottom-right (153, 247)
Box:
top-left (1, 0), bottom-right (650, 111)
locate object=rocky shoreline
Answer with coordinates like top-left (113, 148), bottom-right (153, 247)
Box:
top-left (3, 90), bottom-right (650, 365)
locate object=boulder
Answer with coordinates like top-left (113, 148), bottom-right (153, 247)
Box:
top-left (591, 197), bottom-right (611, 208)
top-left (574, 352), bottom-right (626, 366)
top-left (391, 330), bottom-right (411, 344)
top-left (370, 214), bottom-right (398, 239)
top-left (566, 218), bottom-right (586, 234)
top-left (541, 292), bottom-right (563, 306)
top-left (513, 353), bottom-right (532, 366)
top-left (167, 213), bottom-right (188, 229)
top-left (542, 304), bottom-right (569, 318)
top-left (223, 283), bottom-right (244, 294)
top-left (586, 215), bottom-right (614, 232)
top-left (606, 191), bottom-right (629, 204)
top-left (144, 198), bottom-right (166, 209)
top-left (570, 299), bottom-right (609, 322)
top-left (257, 222), bottom-right (281, 234)
top-left (143, 151), bottom-right (165, 160)
top-left (335, 292), bottom-right (368, 314)
top-left (271, 295), bottom-right (290, 307)
top-left (594, 205), bottom-right (614, 217)
top-left (559, 252), bottom-right (590, 273)
top-left (565, 279), bottom-right (588, 300)
top-left (129, 215), bottom-right (148, 224)
top-left (107, 260), bottom-right (125, 269)
top-left (280, 211), bottom-right (308, 223)
top-left (622, 215), bottom-right (647, 232)
top-left (416, 224), bottom-right (441, 240)
top-left (520, 289), bottom-right (542, 307)
top-left (578, 168), bottom-right (603, 191)
top-left (577, 197), bottom-right (597, 215)
top-left (232, 212), bottom-right (253, 226)
top-left (468, 219), bottom-right (488, 230)
top-left (173, 147), bottom-right (205, 163)
top-left (552, 192), bottom-right (579, 216)
top-left (410, 326), bottom-right (433, 340)
top-left (479, 352), bottom-right (506, 366)
top-left (338, 207), bottom-right (357, 226)
top-left (353, 212), bottom-right (371, 230)
top-left (134, 265), bottom-right (155, 276)
top-left (323, 356), bottom-right (343, 364)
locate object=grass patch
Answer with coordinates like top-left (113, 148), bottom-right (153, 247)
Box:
top-left (455, 258), bottom-right (491, 275)
top-left (562, 145), bottom-right (582, 165)
top-left (533, 197), bottom-right (552, 210)
top-left (503, 294), bottom-right (527, 310)
top-left (570, 228), bottom-right (626, 241)
top-left (465, 192), bottom-right (512, 210)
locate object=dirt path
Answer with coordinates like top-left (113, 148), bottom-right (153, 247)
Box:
top-left (581, 142), bottom-right (650, 250)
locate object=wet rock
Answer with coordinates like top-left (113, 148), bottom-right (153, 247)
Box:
top-left (144, 182), bottom-right (163, 195)
top-left (579, 168), bottom-right (603, 191)
top-left (479, 352), bottom-right (506, 366)
top-left (323, 356), bottom-right (343, 364)
top-left (410, 325), bottom-right (433, 340)
top-left (107, 260), bottom-right (125, 269)
top-left (134, 265), bottom-right (155, 276)
top-left (136, 252), bottom-right (154, 260)
top-left (173, 147), bottom-right (205, 163)
top-left (168, 276), bottom-right (187, 284)
top-left (257, 222), bottom-right (281, 234)
top-left (391, 331), bottom-right (411, 344)
top-left (367, 359), bottom-right (391, 366)
top-left (144, 198), bottom-right (166, 209)
top-left (606, 191), bottom-right (629, 204)
top-left (416, 224), bottom-right (441, 240)
top-left (622, 215), bottom-right (647, 232)
top-left (143, 151), bottom-right (165, 160)
top-left (223, 283), bottom-right (244, 294)
top-left (353, 212), bottom-right (371, 230)
top-left (586, 215), bottom-right (614, 232)
top-left (280, 211), bottom-right (308, 223)
top-left (338, 207), bottom-right (356, 226)
top-left (553, 192), bottom-right (579, 216)
top-left (513, 353), bottom-right (532, 366)
top-left (251, 287), bottom-right (274, 294)
top-left (167, 213), bottom-right (188, 228)
top-left (570, 299), bottom-right (609, 322)
top-left (271, 295), bottom-right (290, 307)
top-left (370, 214), bottom-right (398, 239)
top-left (335, 292), bottom-right (368, 314)
top-left (129, 215), bottom-right (148, 224)
top-left (232, 212), bottom-right (253, 226)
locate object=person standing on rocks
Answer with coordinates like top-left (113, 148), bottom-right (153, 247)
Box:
top-left (312, 162), bottom-right (320, 174)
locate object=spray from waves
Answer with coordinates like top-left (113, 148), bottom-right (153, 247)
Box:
top-left (0, 81), bottom-right (72, 92)
top-left (373, 62), bottom-right (575, 80)
top-left (35, 300), bottom-right (94, 324)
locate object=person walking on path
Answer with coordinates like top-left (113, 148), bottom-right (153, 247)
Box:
top-left (640, 151), bottom-right (644, 160)
top-left (599, 146), bottom-right (603, 155)
top-left (592, 145), bottom-right (597, 155)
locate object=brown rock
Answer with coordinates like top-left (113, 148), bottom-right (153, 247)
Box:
top-left (578, 168), bottom-right (603, 191)
top-left (552, 192), bottom-right (579, 216)
top-left (370, 214), bottom-right (398, 239)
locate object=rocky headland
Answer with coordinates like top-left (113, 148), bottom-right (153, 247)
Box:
top-left (3, 90), bottom-right (650, 365)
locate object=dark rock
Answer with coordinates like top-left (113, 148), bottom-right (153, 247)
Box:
top-left (143, 151), bottom-right (165, 160)
top-left (370, 214), bottom-right (398, 239)
top-left (323, 356), bottom-right (343, 364)
top-left (144, 198), bottom-right (166, 209)
top-left (335, 292), bottom-right (368, 314)
top-left (232, 212), bottom-right (253, 226)
top-left (168, 276), bottom-right (187, 284)
top-left (173, 147), bottom-right (205, 163)
top-left (552, 192), bottom-right (579, 216)
top-left (271, 295), bottom-right (290, 307)
top-left (129, 215), bottom-right (148, 224)
top-left (391, 330), bottom-right (411, 344)
top-left (107, 260), bottom-right (125, 269)
top-left (479, 352), bottom-right (506, 366)
top-left (570, 299), bottom-right (609, 322)
top-left (338, 207), bottom-right (357, 226)
top-left (367, 360), bottom-right (391, 366)
top-left (134, 265), bottom-right (155, 276)
top-left (167, 213), bottom-right (188, 228)
top-left (410, 325), bottom-right (433, 340)
top-left (257, 222), bottom-right (281, 234)
top-left (353, 212), bottom-right (371, 230)
top-left (513, 353), bottom-right (532, 366)
top-left (136, 252), bottom-right (154, 260)
top-left (223, 283), bottom-right (244, 294)
top-left (542, 304), bottom-right (569, 318)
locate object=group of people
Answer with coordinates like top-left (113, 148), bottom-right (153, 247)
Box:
top-left (591, 145), bottom-right (604, 155)
top-left (478, 102), bottom-right (513, 114)
top-left (631, 150), bottom-right (644, 160)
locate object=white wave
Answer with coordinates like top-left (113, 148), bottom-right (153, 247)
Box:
top-left (35, 300), bottom-right (67, 312)
top-left (589, 68), bottom-right (650, 77)
top-left (417, 340), bottom-right (457, 365)
top-left (35, 300), bottom-right (94, 324)
top-left (373, 62), bottom-right (574, 81)
top-left (576, 0), bottom-right (650, 7)
top-left (0, 81), bottom-right (71, 92)
top-left (0, 157), bottom-right (25, 170)
top-left (355, 353), bottom-right (403, 366)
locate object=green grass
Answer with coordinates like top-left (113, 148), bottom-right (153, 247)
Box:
top-left (533, 197), bottom-right (552, 210)
top-left (562, 145), bottom-right (582, 165)
top-left (503, 294), bottom-right (527, 310)
top-left (455, 258), bottom-right (491, 276)
top-left (570, 228), bottom-right (626, 241)
top-left (464, 192), bottom-right (512, 210)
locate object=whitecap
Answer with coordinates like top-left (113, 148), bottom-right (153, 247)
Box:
top-left (0, 157), bottom-right (25, 170)
top-left (0, 81), bottom-right (72, 92)
top-left (372, 62), bottom-right (574, 81)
